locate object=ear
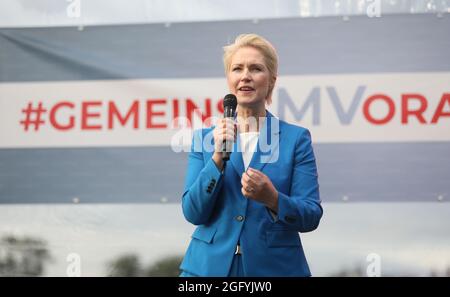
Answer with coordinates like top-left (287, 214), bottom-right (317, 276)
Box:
top-left (265, 76), bottom-right (277, 105)
top-left (272, 75), bottom-right (277, 84)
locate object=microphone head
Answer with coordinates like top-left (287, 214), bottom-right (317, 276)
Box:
top-left (223, 94), bottom-right (237, 110)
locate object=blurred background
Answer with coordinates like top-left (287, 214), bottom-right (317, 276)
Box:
top-left (0, 0), bottom-right (449, 276)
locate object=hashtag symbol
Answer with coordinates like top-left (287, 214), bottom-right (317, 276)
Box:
top-left (20, 102), bottom-right (47, 131)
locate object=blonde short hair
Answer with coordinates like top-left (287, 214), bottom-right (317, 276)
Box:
top-left (223, 34), bottom-right (278, 105)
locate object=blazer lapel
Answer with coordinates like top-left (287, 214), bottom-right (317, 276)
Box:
top-left (229, 135), bottom-right (245, 178)
top-left (247, 111), bottom-right (281, 173)
top-left (227, 110), bottom-right (281, 177)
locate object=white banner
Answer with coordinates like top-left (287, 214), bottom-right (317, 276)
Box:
top-left (1, 72), bottom-right (449, 148)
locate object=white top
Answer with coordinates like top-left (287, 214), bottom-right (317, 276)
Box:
top-left (239, 131), bottom-right (278, 221)
top-left (239, 132), bottom-right (259, 170)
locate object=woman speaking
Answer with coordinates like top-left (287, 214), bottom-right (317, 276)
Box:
top-left (179, 34), bottom-right (323, 277)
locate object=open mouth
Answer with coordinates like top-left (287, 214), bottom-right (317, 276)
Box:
top-left (238, 86), bottom-right (255, 92)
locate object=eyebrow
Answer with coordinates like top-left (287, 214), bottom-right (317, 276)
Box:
top-left (231, 63), bottom-right (266, 68)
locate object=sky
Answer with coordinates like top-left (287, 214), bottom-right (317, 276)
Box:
top-left (0, 202), bottom-right (449, 276)
top-left (1, 0), bottom-right (448, 28)
top-left (0, 0), bottom-right (301, 28)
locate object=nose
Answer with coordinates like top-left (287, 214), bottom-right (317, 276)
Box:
top-left (240, 68), bottom-right (252, 82)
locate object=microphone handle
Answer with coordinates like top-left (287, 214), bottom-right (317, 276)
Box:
top-left (222, 107), bottom-right (235, 161)
top-left (222, 141), bottom-right (231, 161)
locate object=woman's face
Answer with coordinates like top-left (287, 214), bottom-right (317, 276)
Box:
top-left (227, 46), bottom-right (272, 108)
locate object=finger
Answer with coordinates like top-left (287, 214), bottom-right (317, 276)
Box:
top-left (223, 120), bottom-right (234, 132)
top-left (247, 167), bottom-right (259, 173)
top-left (246, 177), bottom-right (258, 189)
top-left (242, 175), bottom-right (257, 192)
top-left (246, 170), bottom-right (265, 188)
top-left (221, 127), bottom-right (235, 136)
top-left (247, 167), bottom-right (264, 178)
top-left (222, 135), bottom-right (235, 144)
top-left (243, 173), bottom-right (254, 187)
top-left (241, 187), bottom-right (252, 198)
top-left (245, 169), bottom-right (260, 182)
top-left (218, 133), bottom-right (235, 142)
top-left (241, 175), bottom-right (254, 187)
top-left (242, 172), bottom-right (251, 182)
top-left (241, 175), bottom-right (247, 186)
top-left (225, 118), bottom-right (236, 126)
top-left (225, 127), bottom-right (235, 137)
top-left (217, 134), bottom-right (234, 150)
top-left (227, 131), bottom-right (235, 140)
top-left (220, 122), bottom-right (234, 133)
top-left (217, 119), bottom-right (226, 129)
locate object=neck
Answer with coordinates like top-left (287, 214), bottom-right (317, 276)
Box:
top-left (236, 105), bottom-right (266, 133)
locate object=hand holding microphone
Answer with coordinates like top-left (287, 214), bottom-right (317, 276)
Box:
top-left (212, 94), bottom-right (237, 170)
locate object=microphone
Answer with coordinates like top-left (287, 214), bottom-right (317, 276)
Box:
top-left (222, 94), bottom-right (237, 161)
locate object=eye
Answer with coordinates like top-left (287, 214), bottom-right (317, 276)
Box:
top-left (232, 67), bottom-right (241, 72)
top-left (251, 66), bottom-right (263, 72)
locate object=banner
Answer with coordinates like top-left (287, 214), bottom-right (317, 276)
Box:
top-left (1, 14), bottom-right (449, 203)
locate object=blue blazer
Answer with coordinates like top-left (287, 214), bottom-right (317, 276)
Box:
top-left (180, 111), bottom-right (323, 277)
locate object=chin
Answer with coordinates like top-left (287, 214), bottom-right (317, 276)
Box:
top-left (238, 100), bottom-right (264, 109)
top-left (237, 97), bottom-right (256, 105)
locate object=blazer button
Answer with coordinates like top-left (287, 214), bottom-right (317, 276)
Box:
top-left (235, 215), bottom-right (244, 222)
top-left (285, 215), bottom-right (297, 223)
